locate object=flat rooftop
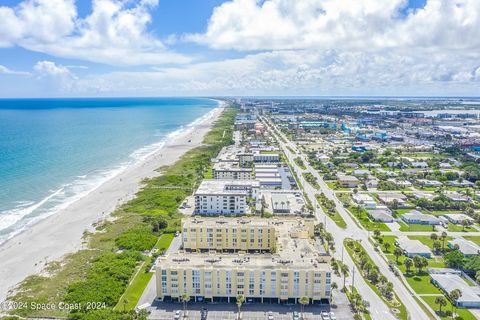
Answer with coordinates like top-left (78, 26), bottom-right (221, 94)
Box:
top-left (431, 274), bottom-right (480, 304)
top-left (213, 162), bottom-right (252, 172)
top-left (183, 216), bottom-right (276, 229)
top-left (163, 218), bottom-right (329, 270)
top-left (195, 179), bottom-right (260, 195)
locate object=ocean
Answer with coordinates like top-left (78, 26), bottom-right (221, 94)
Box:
top-left (0, 98), bottom-right (218, 244)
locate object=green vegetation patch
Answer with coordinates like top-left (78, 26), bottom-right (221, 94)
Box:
top-left (7, 107), bottom-right (238, 319)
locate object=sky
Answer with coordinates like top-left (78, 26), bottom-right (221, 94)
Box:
top-left (0, 0), bottom-right (479, 97)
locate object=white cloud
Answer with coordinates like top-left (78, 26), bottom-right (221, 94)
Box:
top-left (33, 60), bottom-right (77, 91)
top-left (61, 49), bottom-right (480, 96)
top-left (0, 65), bottom-right (31, 76)
top-left (189, 0), bottom-right (480, 52)
top-left (0, 0), bottom-right (189, 65)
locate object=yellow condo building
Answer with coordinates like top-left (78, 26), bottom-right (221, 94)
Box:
top-left (156, 218), bottom-right (332, 304)
top-left (182, 217), bottom-right (277, 253)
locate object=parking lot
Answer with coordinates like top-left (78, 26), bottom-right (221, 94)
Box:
top-left (146, 299), bottom-right (351, 320)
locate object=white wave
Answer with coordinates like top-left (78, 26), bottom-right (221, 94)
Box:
top-left (0, 105), bottom-right (221, 245)
top-left (0, 187), bottom-right (65, 231)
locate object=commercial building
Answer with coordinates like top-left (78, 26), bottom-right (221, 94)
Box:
top-left (194, 180), bottom-right (260, 215)
top-left (157, 218), bottom-right (332, 304)
top-left (182, 217), bottom-right (276, 252)
top-left (255, 164), bottom-right (282, 188)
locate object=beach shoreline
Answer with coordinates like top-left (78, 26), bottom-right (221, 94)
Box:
top-left (0, 104), bottom-right (224, 303)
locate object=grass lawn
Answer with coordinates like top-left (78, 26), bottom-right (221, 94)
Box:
top-left (329, 211), bottom-right (347, 229)
top-left (115, 233), bottom-right (175, 311)
top-left (426, 210), bottom-right (458, 216)
top-left (463, 236), bottom-right (480, 246)
top-left (347, 205), bottom-right (390, 231)
top-left (155, 233), bottom-right (175, 251)
top-left (422, 296), bottom-right (476, 320)
top-left (114, 261), bottom-right (153, 311)
top-left (398, 221), bottom-right (438, 232)
top-left (447, 222), bottom-right (477, 233)
top-left (325, 181), bottom-right (352, 191)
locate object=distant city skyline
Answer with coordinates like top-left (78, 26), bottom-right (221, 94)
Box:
top-left (0, 0), bottom-right (480, 97)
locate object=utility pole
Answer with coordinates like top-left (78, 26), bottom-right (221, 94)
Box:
top-left (352, 266), bottom-right (356, 293)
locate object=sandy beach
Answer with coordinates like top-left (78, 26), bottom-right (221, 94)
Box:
top-left (0, 105), bottom-right (224, 303)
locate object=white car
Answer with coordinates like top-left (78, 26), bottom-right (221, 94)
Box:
top-left (268, 311), bottom-right (274, 320)
top-left (174, 310), bottom-right (181, 320)
top-left (329, 312), bottom-right (336, 320)
top-left (321, 311), bottom-right (330, 320)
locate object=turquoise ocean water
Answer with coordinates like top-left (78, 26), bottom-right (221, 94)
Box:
top-left (0, 98), bottom-right (218, 244)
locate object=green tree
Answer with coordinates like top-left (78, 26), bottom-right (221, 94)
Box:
top-left (383, 242), bottom-right (391, 253)
top-left (435, 296), bottom-right (447, 314)
top-left (236, 294), bottom-right (245, 320)
top-left (299, 296), bottom-right (309, 320)
top-left (404, 257), bottom-right (413, 274)
top-left (393, 247), bottom-right (403, 263)
top-left (445, 250), bottom-right (465, 269)
top-left (440, 231), bottom-right (448, 252)
top-left (341, 263), bottom-right (350, 290)
top-left (449, 289), bottom-right (462, 318)
top-left (430, 233), bottom-right (438, 241)
top-left (330, 282), bottom-right (338, 303)
top-left (181, 293), bottom-right (190, 319)
top-left (433, 240), bottom-right (442, 254)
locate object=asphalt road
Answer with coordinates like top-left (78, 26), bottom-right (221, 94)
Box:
top-left (261, 116), bottom-right (433, 320)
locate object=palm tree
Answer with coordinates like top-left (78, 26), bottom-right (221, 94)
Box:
top-left (435, 296), bottom-right (447, 314)
top-left (440, 231), bottom-right (448, 252)
top-left (430, 233), bottom-right (438, 241)
top-left (236, 295), bottom-right (245, 320)
top-left (393, 247), bottom-right (403, 263)
top-left (299, 296), bottom-right (309, 320)
top-left (404, 257), bottom-right (413, 274)
top-left (330, 282), bottom-right (338, 303)
top-left (181, 293), bottom-right (190, 319)
top-left (449, 289), bottom-right (462, 318)
top-left (341, 263), bottom-right (350, 290)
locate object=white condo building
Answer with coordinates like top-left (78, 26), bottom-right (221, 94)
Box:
top-left (194, 179), bottom-right (260, 215)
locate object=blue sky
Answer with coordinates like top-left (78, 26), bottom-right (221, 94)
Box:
top-left (0, 0), bottom-right (479, 97)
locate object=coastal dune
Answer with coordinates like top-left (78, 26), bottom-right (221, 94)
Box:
top-left (0, 106), bottom-right (224, 303)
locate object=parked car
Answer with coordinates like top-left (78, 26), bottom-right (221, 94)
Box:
top-left (201, 307), bottom-right (208, 320)
top-left (329, 312), bottom-right (336, 320)
top-left (292, 311), bottom-right (300, 320)
top-left (174, 310), bottom-right (181, 320)
top-left (268, 311), bottom-right (274, 320)
top-left (321, 310), bottom-right (330, 320)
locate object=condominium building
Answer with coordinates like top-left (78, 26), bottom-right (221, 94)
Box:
top-left (212, 162), bottom-right (254, 180)
top-left (157, 219), bottom-right (332, 304)
top-left (182, 217), bottom-right (276, 252)
top-left (194, 179), bottom-right (260, 215)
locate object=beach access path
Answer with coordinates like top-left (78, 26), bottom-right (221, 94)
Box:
top-left (0, 106), bottom-right (224, 303)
